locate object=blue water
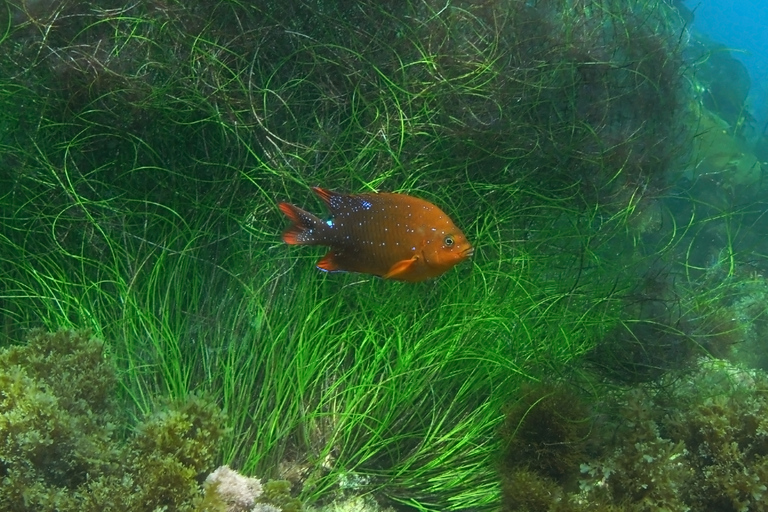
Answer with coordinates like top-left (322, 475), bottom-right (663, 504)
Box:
top-left (684, 0), bottom-right (768, 137)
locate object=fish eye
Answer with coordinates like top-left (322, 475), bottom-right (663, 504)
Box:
top-left (444, 235), bottom-right (455, 247)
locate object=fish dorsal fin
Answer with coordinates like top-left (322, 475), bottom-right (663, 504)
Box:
top-left (312, 187), bottom-right (336, 208)
top-left (312, 187), bottom-right (366, 215)
top-left (383, 256), bottom-right (419, 279)
top-left (316, 251), bottom-right (342, 273)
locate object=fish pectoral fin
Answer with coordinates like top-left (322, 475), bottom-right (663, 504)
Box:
top-left (383, 256), bottom-right (419, 279)
top-left (316, 252), bottom-right (342, 273)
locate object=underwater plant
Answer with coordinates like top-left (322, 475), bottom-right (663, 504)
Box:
top-left (500, 382), bottom-right (594, 484)
top-left (500, 359), bottom-right (768, 512)
top-left (586, 256), bottom-right (767, 385)
top-left (0, 329), bottom-right (230, 511)
top-left (0, 0), bottom-right (718, 510)
top-left (0, 329), bottom-right (122, 510)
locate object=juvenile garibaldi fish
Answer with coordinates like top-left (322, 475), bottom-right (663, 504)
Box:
top-left (279, 187), bottom-right (473, 282)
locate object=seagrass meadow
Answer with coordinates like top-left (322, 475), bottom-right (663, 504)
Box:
top-left (2, 1), bottom-right (768, 511)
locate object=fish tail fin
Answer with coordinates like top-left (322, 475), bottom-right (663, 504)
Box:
top-left (278, 202), bottom-right (326, 245)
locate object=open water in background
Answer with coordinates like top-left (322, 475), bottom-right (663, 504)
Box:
top-left (683, 0), bottom-right (768, 139)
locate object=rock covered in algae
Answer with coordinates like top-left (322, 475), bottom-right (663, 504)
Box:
top-left (304, 496), bottom-right (395, 512)
top-left (0, 330), bottom-right (121, 510)
top-left (501, 359), bottom-right (768, 512)
top-left (0, 329), bottom-right (228, 511)
top-left (199, 464), bottom-right (305, 512)
top-left (0, 329), bottom-right (304, 512)
top-left (204, 465), bottom-right (266, 511)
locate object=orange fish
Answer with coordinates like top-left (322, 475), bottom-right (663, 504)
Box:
top-left (279, 187), bottom-right (473, 282)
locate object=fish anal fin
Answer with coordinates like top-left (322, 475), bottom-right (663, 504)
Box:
top-left (383, 257), bottom-right (419, 280)
top-left (316, 252), bottom-right (342, 273)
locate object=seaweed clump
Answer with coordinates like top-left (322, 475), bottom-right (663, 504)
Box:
top-left (0, 329), bottom-right (122, 509)
top-left (499, 382), bottom-right (597, 512)
top-left (500, 359), bottom-right (768, 511)
top-left (500, 383), bottom-right (594, 483)
top-left (0, 329), bottom-right (229, 511)
top-left (588, 266), bottom-right (750, 384)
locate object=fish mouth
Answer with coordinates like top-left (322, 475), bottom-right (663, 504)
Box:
top-left (462, 246), bottom-right (475, 259)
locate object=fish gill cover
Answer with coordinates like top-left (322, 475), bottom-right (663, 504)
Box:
top-left (1, 0), bottom-right (768, 511)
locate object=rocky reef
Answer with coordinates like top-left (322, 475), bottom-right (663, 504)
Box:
top-left (501, 359), bottom-right (768, 512)
top-left (0, 329), bottom-right (299, 512)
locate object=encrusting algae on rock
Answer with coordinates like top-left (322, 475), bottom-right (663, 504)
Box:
top-left (500, 359), bottom-right (768, 512)
top-left (0, 329), bottom-right (302, 512)
top-left (201, 465), bottom-right (301, 512)
top-left (203, 465), bottom-right (269, 512)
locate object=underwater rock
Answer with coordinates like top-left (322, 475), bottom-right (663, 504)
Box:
top-left (500, 359), bottom-right (768, 511)
top-left (685, 107), bottom-right (764, 199)
top-left (304, 496), bottom-right (395, 512)
top-left (0, 329), bottom-right (230, 512)
top-left (205, 465), bottom-right (265, 511)
top-left (693, 43), bottom-right (752, 130)
top-left (202, 465), bottom-right (284, 512)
